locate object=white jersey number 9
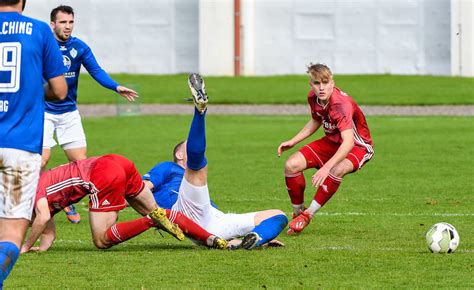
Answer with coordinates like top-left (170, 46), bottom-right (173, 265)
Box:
top-left (0, 42), bottom-right (22, 93)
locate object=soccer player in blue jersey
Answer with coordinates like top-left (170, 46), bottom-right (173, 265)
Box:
top-left (143, 74), bottom-right (288, 250)
top-left (0, 0), bottom-right (67, 285)
top-left (43, 5), bottom-right (139, 223)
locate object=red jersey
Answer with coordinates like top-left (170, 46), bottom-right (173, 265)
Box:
top-left (36, 154), bottom-right (144, 216)
top-left (307, 87), bottom-right (373, 150)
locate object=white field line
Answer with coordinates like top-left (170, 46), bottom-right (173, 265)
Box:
top-left (314, 212), bottom-right (474, 217)
top-left (53, 239), bottom-right (473, 253)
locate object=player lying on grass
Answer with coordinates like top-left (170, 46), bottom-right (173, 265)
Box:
top-left (143, 74), bottom-right (288, 249)
top-left (20, 154), bottom-right (228, 252)
top-left (278, 63), bottom-right (374, 234)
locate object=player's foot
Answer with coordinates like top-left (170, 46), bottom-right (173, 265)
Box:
top-left (288, 211), bottom-right (311, 235)
top-left (226, 239), bottom-right (243, 250)
top-left (241, 232), bottom-right (262, 250)
top-left (207, 235), bottom-right (228, 249)
top-left (187, 73), bottom-right (208, 114)
top-left (149, 208), bottom-right (185, 241)
top-left (64, 205), bottom-right (81, 224)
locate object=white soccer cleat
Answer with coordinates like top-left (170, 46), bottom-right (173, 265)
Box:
top-left (187, 73), bottom-right (208, 114)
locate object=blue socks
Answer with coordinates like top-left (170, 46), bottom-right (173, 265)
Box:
top-left (253, 214), bottom-right (288, 246)
top-left (187, 107), bottom-right (208, 171)
top-left (0, 241), bottom-right (20, 287)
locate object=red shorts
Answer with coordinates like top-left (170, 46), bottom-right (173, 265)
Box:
top-left (299, 137), bottom-right (373, 172)
top-left (88, 154), bottom-right (145, 212)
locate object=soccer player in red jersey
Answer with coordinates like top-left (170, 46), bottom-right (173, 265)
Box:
top-left (278, 63), bottom-right (374, 235)
top-left (20, 154), bottom-right (192, 252)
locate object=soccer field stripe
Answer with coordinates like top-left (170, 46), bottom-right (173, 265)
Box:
top-left (315, 212), bottom-right (474, 217)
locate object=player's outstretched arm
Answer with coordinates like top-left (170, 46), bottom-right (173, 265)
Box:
top-left (116, 85), bottom-right (139, 102)
top-left (21, 198), bottom-right (52, 253)
top-left (277, 118), bottom-right (322, 157)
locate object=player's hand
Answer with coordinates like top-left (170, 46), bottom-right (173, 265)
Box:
top-left (277, 141), bottom-right (295, 157)
top-left (117, 85), bottom-right (139, 102)
top-left (312, 166), bottom-right (330, 188)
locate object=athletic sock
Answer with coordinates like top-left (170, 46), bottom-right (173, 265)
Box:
top-left (187, 107), bottom-right (207, 170)
top-left (291, 203), bottom-right (306, 217)
top-left (106, 216), bottom-right (155, 244)
top-left (285, 172), bottom-right (306, 205)
top-left (306, 200), bottom-right (322, 217)
top-left (308, 173), bottom-right (342, 216)
top-left (252, 214), bottom-right (288, 246)
top-left (166, 209), bottom-right (212, 246)
top-left (0, 241), bottom-right (20, 287)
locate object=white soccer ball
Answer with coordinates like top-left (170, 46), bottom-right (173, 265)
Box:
top-left (425, 222), bottom-right (460, 253)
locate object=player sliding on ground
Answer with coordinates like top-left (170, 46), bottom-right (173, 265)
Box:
top-left (278, 63), bottom-right (374, 235)
top-left (21, 154), bottom-right (189, 252)
top-left (143, 74), bottom-right (288, 249)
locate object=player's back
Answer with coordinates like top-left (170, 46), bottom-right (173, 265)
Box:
top-left (37, 157), bottom-right (100, 215)
top-left (0, 12), bottom-right (66, 154)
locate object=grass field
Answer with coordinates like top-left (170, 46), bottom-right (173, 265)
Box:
top-left (77, 74), bottom-right (474, 105)
top-left (8, 114), bottom-right (474, 288)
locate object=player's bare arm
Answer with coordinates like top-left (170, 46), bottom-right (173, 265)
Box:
top-left (312, 129), bottom-right (354, 188)
top-left (116, 85), bottom-right (139, 102)
top-left (143, 180), bottom-right (155, 191)
top-left (38, 219), bottom-right (57, 252)
top-left (278, 118), bottom-right (321, 156)
top-left (21, 198), bottom-right (52, 253)
top-left (44, 75), bottom-right (67, 101)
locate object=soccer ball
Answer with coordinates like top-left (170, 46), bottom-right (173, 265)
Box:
top-left (425, 222), bottom-right (460, 253)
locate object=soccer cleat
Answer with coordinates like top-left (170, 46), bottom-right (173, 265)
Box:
top-left (148, 208), bottom-right (185, 241)
top-left (187, 73), bottom-right (208, 114)
top-left (64, 205), bottom-right (81, 224)
top-left (241, 232), bottom-right (262, 250)
top-left (288, 211), bottom-right (311, 235)
top-left (207, 235), bottom-right (228, 249)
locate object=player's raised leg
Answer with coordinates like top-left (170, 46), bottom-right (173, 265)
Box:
top-left (183, 73), bottom-right (209, 187)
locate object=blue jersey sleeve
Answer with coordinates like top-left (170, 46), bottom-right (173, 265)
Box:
top-left (142, 163), bottom-right (173, 190)
top-left (81, 44), bottom-right (119, 91)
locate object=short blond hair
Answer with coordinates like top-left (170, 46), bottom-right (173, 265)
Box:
top-left (306, 63), bottom-right (332, 82)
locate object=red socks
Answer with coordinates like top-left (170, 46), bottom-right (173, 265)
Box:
top-left (106, 216), bottom-right (155, 244)
top-left (314, 173), bottom-right (342, 206)
top-left (285, 172), bottom-right (306, 205)
top-left (166, 209), bottom-right (212, 246)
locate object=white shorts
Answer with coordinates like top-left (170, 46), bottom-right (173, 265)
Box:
top-left (0, 148), bottom-right (41, 220)
top-left (43, 110), bottom-right (87, 149)
top-left (172, 178), bottom-right (257, 240)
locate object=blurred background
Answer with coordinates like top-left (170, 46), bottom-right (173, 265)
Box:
top-left (24, 0), bottom-right (474, 77)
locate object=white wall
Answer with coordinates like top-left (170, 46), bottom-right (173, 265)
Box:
top-left (451, 0), bottom-right (474, 76)
top-left (247, 0), bottom-right (451, 75)
top-left (199, 0), bottom-right (234, 76)
top-left (24, 0), bottom-right (455, 76)
top-left (24, 0), bottom-right (199, 74)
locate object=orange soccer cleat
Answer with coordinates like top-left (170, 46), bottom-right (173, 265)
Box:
top-left (64, 204), bottom-right (81, 224)
top-left (287, 211), bottom-right (311, 235)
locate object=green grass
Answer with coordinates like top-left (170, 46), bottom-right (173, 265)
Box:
top-left (77, 74), bottom-right (474, 105)
top-left (9, 115), bottom-right (474, 288)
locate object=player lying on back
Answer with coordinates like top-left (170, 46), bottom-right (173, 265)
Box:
top-left (278, 63), bottom-right (374, 234)
top-left (143, 74), bottom-right (288, 249)
top-left (21, 154), bottom-right (189, 252)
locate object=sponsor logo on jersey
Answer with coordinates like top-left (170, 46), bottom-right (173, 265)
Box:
top-left (323, 120), bottom-right (337, 131)
top-left (64, 72), bottom-right (76, 78)
top-left (63, 55), bottom-right (71, 69)
top-left (59, 45), bottom-right (67, 51)
top-left (70, 48), bottom-right (77, 58)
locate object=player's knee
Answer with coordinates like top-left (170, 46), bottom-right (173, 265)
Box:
top-left (284, 158), bottom-right (303, 174)
top-left (93, 237), bottom-right (112, 250)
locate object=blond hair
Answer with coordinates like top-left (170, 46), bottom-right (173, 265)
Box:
top-left (306, 63), bottom-right (332, 82)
